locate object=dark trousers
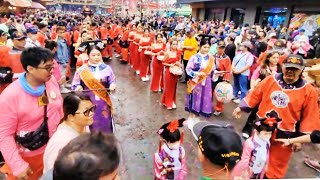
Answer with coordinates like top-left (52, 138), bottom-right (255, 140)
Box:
top-left (242, 106), bottom-right (258, 135)
top-left (233, 74), bottom-right (248, 99)
top-left (69, 45), bottom-right (76, 68)
top-left (0, 152), bottom-right (4, 163)
top-left (183, 59), bottom-right (190, 82)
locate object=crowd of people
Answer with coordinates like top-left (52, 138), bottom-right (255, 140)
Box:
top-left (0, 11), bottom-right (320, 179)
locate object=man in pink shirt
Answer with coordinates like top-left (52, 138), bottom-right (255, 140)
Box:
top-left (0, 47), bottom-right (63, 179)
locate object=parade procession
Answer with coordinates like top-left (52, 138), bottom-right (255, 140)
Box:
top-left (0, 0), bottom-right (320, 179)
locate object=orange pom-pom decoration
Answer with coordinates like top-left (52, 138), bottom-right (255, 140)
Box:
top-left (264, 117), bottom-right (278, 127)
top-left (167, 119), bottom-right (179, 133)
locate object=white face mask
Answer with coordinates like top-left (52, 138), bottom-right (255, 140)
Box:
top-left (166, 141), bottom-right (181, 150)
top-left (258, 131), bottom-right (272, 142)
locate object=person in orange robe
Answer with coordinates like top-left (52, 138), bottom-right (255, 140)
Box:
top-left (72, 25), bottom-right (80, 45)
top-left (150, 33), bottom-right (166, 92)
top-left (113, 22), bottom-right (122, 56)
top-left (128, 24), bottom-right (137, 66)
top-left (132, 25), bottom-right (144, 74)
top-left (233, 54), bottom-right (320, 178)
top-left (0, 31), bottom-right (26, 93)
top-left (119, 25), bottom-right (130, 64)
top-left (100, 22), bottom-right (115, 60)
top-left (0, 31), bottom-right (10, 94)
top-left (38, 22), bottom-right (48, 46)
top-left (88, 22), bottom-right (100, 40)
top-left (138, 28), bottom-right (153, 81)
top-left (212, 41), bottom-right (232, 116)
top-left (161, 39), bottom-right (182, 110)
top-left (51, 24), bottom-right (57, 40)
top-left (100, 22), bottom-right (110, 59)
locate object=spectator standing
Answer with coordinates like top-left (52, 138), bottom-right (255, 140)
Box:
top-left (231, 41), bottom-right (254, 103)
top-left (0, 47), bottom-right (63, 179)
top-left (43, 94), bottom-right (93, 173)
top-left (56, 26), bottom-right (71, 90)
top-left (25, 27), bottom-right (41, 48)
top-left (181, 30), bottom-right (198, 83)
top-left (225, 32), bottom-right (237, 61)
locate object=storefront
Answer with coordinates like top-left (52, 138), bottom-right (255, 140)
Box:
top-left (178, 0), bottom-right (320, 33)
top-left (0, 0), bottom-right (32, 14)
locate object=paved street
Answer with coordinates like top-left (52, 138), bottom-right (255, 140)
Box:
top-left (107, 57), bottom-right (320, 179)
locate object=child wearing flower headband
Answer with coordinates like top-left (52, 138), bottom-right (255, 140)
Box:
top-left (232, 111), bottom-right (281, 179)
top-left (154, 118), bottom-right (187, 180)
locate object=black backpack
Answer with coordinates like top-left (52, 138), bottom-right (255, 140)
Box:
top-left (0, 67), bottom-right (13, 84)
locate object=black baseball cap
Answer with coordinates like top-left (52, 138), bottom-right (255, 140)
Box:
top-left (217, 40), bottom-right (226, 48)
top-left (283, 54), bottom-right (304, 70)
top-left (192, 121), bottom-right (243, 168)
top-left (10, 31), bottom-right (26, 40)
top-left (274, 40), bottom-right (285, 49)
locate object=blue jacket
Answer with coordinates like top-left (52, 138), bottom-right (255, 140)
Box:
top-left (56, 38), bottom-right (69, 64)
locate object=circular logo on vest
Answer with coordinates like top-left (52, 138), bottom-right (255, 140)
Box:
top-left (270, 91), bottom-right (289, 108)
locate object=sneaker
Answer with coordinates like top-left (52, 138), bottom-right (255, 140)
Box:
top-left (60, 87), bottom-right (71, 94)
top-left (213, 111), bottom-right (221, 116)
top-left (64, 83), bottom-right (72, 88)
top-left (136, 71), bottom-right (140, 75)
top-left (167, 107), bottom-right (173, 110)
top-left (305, 158), bottom-right (320, 172)
top-left (141, 77), bottom-right (149, 82)
top-left (194, 117), bottom-right (200, 123)
top-left (172, 103), bottom-right (177, 109)
top-left (233, 99), bottom-right (240, 104)
top-left (115, 54), bottom-right (121, 58)
top-left (187, 118), bottom-right (195, 130)
top-left (242, 133), bottom-right (250, 139)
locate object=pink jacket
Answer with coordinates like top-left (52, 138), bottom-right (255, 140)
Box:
top-left (154, 146), bottom-right (187, 180)
top-left (0, 77), bottom-right (63, 176)
top-left (53, 59), bottom-right (62, 82)
top-left (292, 42), bottom-right (312, 57)
top-left (231, 134), bottom-right (269, 179)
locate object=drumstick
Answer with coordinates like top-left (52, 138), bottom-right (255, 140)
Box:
top-left (69, 88), bottom-right (110, 92)
top-left (214, 71), bottom-right (230, 74)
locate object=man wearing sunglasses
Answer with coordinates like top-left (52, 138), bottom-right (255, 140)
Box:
top-left (0, 30), bottom-right (26, 94)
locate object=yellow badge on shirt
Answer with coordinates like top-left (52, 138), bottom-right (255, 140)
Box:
top-left (38, 94), bottom-right (49, 106)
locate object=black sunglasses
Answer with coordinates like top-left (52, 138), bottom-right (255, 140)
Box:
top-left (75, 105), bottom-right (96, 116)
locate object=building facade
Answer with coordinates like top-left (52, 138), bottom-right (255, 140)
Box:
top-left (178, 0), bottom-right (320, 35)
top-left (43, 0), bottom-right (112, 14)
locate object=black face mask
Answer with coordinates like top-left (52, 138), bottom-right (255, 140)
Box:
top-left (107, 27), bottom-right (111, 30)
